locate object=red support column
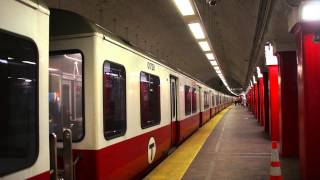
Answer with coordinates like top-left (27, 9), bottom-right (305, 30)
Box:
top-left (263, 70), bottom-right (270, 133)
top-left (253, 84), bottom-right (256, 117)
top-left (255, 82), bottom-right (259, 120)
top-left (251, 87), bottom-right (254, 113)
top-left (247, 89), bottom-right (250, 110)
top-left (290, 2), bottom-right (320, 178)
top-left (250, 87), bottom-right (253, 113)
top-left (276, 51), bottom-right (299, 157)
top-left (258, 77), bottom-right (264, 127)
top-left (268, 65), bottom-right (280, 141)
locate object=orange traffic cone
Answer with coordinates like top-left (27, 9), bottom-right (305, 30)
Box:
top-left (270, 141), bottom-right (282, 180)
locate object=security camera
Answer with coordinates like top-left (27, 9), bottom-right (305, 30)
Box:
top-left (207, 0), bottom-right (217, 6)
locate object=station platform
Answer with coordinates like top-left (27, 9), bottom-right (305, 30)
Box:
top-left (144, 106), bottom-right (273, 180)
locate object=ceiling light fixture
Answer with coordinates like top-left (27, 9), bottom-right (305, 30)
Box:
top-left (264, 44), bottom-right (278, 65)
top-left (205, 53), bottom-right (215, 60)
top-left (173, 0), bottom-right (195, 16)
top-left (257, 67), bottom-right (263, 78)
top-left (188, 23), bottom-right (205, 39)
top-left (210, 60), bottom-right (217, 66)
top-left (301, 1), bottom-right (320, 21)
top-left (198, 41), bottom-right (211, 51)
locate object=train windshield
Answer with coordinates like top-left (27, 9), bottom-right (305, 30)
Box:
top-left (49, 51), bottom-right (84, 142)
top-left (0, 31), bottom-right (38, 176)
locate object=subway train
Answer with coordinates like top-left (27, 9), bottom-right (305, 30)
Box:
top-left (0, 1), bottom-right (233, 180)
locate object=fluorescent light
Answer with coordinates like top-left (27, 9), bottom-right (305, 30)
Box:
top-left (173, 0), bottom-right (195, 16)
top-left (18, 78), bottom-right (32, 82)
top-left (49, 68), bottom-right (59, 72)
top-left (301, 1), bottom-right (320, 21)
top-left (253, 75), bottom-right (257, 84)
top-left (22, 61), bottom-right (36, 65)
top-left (205, 53), bottom-right (215, 60)
top-left (257, 67), bottom-right (263, 78)
top-left (216, 70), bottom-right (221, 74)
top-left (214, 66), bottom-right (220, 70)
top-left (210, 60), bottom-right (217, 66)
top-left (188, 23), bottom-right (205, 39)
top-left (0, 59), bottom-right (8, 64)
top-left (264, 44), bottom-right (278, 65)
top-left (198, 41), bottom-right (210, 51)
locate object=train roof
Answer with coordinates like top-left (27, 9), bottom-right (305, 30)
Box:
top-left (49, 9), bottom-right (232, 97)
top-left (18, 0), bottom-right (49, 15)
top-left (50, 9), bottom-right (122, 41)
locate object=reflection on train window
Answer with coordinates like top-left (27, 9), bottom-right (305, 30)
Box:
top-left (184, 85), bottom-right (191, 116)
top-left (204, 91), bottom-right (210, 109)
top-left (0, 31), bottom-right (38, 176)
top-left (140, 72), bottom-right (160, 129)
top-left (192, 88), bottom-right (197, 113)
top-left (103, 61), bottom-right (126, 140)
top-left (49, 51), bottom-right (84, 142)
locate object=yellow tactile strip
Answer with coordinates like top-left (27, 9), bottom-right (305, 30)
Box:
top-left (144, 107), bottom-right (231, 180)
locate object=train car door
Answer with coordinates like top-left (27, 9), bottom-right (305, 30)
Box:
top-left (170, 76), bottom-right (178, 146)
top-left (49, 51), bottom-right (84, 180)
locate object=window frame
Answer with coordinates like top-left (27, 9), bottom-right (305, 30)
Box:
top-left (102, 60), bottom-right (127, 140)
top-left (140, 71), bottom-right (161, 129)
top-left (0, 29), bottom-right (39, 176)
top-left (49, 49), bottom-right (86, 142)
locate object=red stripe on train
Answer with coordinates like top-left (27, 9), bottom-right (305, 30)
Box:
top-left (200, 109), bottom-right (211, 126)
top-left (73, 115), bottom-right (200, 180)
top-left (177, 114), bottom-right (200, 143)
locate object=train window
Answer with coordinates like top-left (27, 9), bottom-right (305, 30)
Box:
top-left (212, 94), bottom-right (215, 106)
top-left (49, 50), bottom-right (84, 142)
top-left (0, 31), bottom-right (38, 176)
top-left (184, 85), bottom-right (191, 116)
top-left (140, 72), bottom-right (160, 129)
top-left (192, 87), bottom-right (197, 113)
top-left (216, 95), bottom-right (220, 105)
top-left (204, 91), bottom-right (210, 109)
top-left (103, 61), bottom-right (126, 139)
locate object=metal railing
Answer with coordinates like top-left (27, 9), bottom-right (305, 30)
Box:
top-left (50, 129), bottom-right (78, 180)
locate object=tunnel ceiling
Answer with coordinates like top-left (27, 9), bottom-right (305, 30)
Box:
top-left (43, 0), bottom-right (302, 94)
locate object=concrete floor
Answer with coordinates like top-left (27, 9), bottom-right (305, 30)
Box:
top-left (183, 106), bottom-right (271, 180)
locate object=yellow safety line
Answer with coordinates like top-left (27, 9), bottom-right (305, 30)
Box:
top-left (144, 107), bottom-right (232, 180)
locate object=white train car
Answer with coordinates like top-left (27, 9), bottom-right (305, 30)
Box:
top-left (0, 5), bottom-right (233, 179)
top-left (176, 76), bottom-right (200, 143)
top-left (49, 8), bottom-right (205, 179)
top-left (198, 83), bottom-right (212, 126)
top-left (210, 89), bottom-right (218, 117)
top-left (0, 0), bottom-right (50, 179)
top-left (48, 8), bottom-right (232, 180)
